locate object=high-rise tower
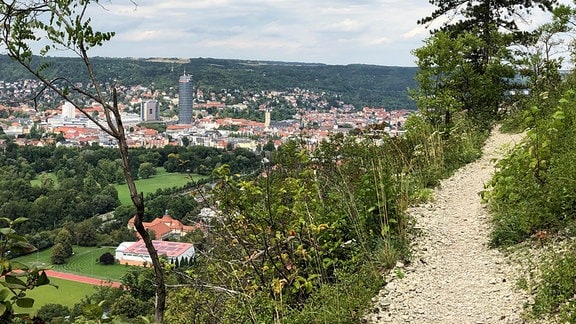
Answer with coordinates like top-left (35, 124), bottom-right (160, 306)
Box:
top-left (178, 73), bottom-right (193, 124)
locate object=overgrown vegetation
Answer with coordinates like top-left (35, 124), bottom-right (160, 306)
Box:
top-left (481, 3), bottom-right (576, 321)
top-left (151, 111), bottom-right (487, 322)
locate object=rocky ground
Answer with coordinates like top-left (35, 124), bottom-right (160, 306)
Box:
top-left (365, 128), bottom-right (527, 323)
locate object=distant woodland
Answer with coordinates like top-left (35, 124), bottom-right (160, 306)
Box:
top-left (0, 55), bottom-right (418, 109)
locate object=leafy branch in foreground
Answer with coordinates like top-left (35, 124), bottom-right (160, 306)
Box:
top-left (1, 1), bottom-right (167, 322)
top-left (0, 217), bottom-right (54, 322)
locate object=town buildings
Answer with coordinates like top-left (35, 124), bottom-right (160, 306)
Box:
top-left (141, 100), bottom-right (160, 121)
top-left (117, 212), bottom-right (201, 266)
top-left (0, 78), bottom-right (412, 151)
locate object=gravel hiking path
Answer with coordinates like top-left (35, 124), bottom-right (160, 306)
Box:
top-left (365, 128), bottom-right (526, 324)
top-left (45, 270), bottom-right (122, 288)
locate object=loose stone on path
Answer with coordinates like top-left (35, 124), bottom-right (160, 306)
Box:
top-left (365, 129), bottom-right (525, 324)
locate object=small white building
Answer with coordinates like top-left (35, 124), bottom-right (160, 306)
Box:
top-left (62, 102), bottom-right (76, 119)
top-left (115, 240), bottom-right (195, 266)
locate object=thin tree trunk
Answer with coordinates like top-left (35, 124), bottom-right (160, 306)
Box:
top-left (112, 90), bottom-right (166, 323)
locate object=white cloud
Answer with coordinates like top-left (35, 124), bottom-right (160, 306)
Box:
top-left (82, 0), bottom-right (559, 66)
top-left (320, 19), bottom-right (366, 33)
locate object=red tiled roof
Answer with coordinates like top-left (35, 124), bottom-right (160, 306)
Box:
top-left (128, 213), bottom-right (202, 239)
top-left (166, 124), bottom-right (192, 130)
top-left (123, 240), bottom-right (193, 257)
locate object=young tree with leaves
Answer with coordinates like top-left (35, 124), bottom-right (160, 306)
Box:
top-left (411, 30), bottom-right (516, 127)
top-left (417, 0), bottom-right (558, 124)
top-left (0, 1), bottom-right (166, 322)
top-left (513, 3), bottom-right (574, 93)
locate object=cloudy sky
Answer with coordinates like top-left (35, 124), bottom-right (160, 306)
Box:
top-left (82, 0), bottom-right (560, 67)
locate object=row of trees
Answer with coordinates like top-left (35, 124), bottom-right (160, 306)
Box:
top-left (0, 140), bottom-right (263, 236)
top-left (1, 140), bottom-right (262, 179)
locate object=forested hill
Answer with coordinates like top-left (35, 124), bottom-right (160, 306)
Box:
top-left (0, 55), bottom-right (418, 109)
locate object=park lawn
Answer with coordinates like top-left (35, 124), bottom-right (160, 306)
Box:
top-left (13, 246), bottom-right (131, 282)
top-left (113, 168), bottom-right (205, 205)
top-left (14, 277), bottom-right (98, 314)
top-left (31, 168), bottom-right (205, 206)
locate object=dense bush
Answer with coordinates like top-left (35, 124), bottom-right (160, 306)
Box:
top-left (99, 252), bottom-right (115, 265)
top-left (485, 65), bottom-right (576, 320)
top-left (486, 87), bottom-right (576, 246)
top-left (37, 303), bottom-right (70, 323)
top-left (528, 246), bottom-right (576, 322)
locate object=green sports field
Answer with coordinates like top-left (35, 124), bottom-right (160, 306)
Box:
top-left (11, 245), bottom-right (136, 314)
top-left (13, 246), bottom-right (130, 282)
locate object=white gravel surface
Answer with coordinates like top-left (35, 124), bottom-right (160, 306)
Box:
top-left (365, 128), bottom-right (526, 324)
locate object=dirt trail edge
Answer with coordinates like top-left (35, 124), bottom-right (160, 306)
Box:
top-left (365, 128), bottom-right (525, 324)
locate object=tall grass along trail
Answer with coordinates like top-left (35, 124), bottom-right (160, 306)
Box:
top-left (365, 128), bottom-right (525, 323)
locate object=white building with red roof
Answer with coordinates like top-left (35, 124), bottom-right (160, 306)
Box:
top-left (115, 240), bottom-right (195, 266)
top-left (127, 212), bottom-right (200, 240)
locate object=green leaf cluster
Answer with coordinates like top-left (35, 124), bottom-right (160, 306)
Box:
top-left (0, 217), bottom-right (54, 322)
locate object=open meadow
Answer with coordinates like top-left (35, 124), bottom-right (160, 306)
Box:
top-left (32, 168), bottom-right (205, 206)
top-left (113, 168), bottom-right (204, 205)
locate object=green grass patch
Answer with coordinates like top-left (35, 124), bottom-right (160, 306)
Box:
top-left (114, 168), bottom-right (204, 205)
top-left (13, 246), bottom-right (130, 281)
top-left (31, 168), bottom-right (205, 206)
top-left (30, 172), bottom-right (57, 187)
top-left (14, 277), bottom-right (97, 314)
